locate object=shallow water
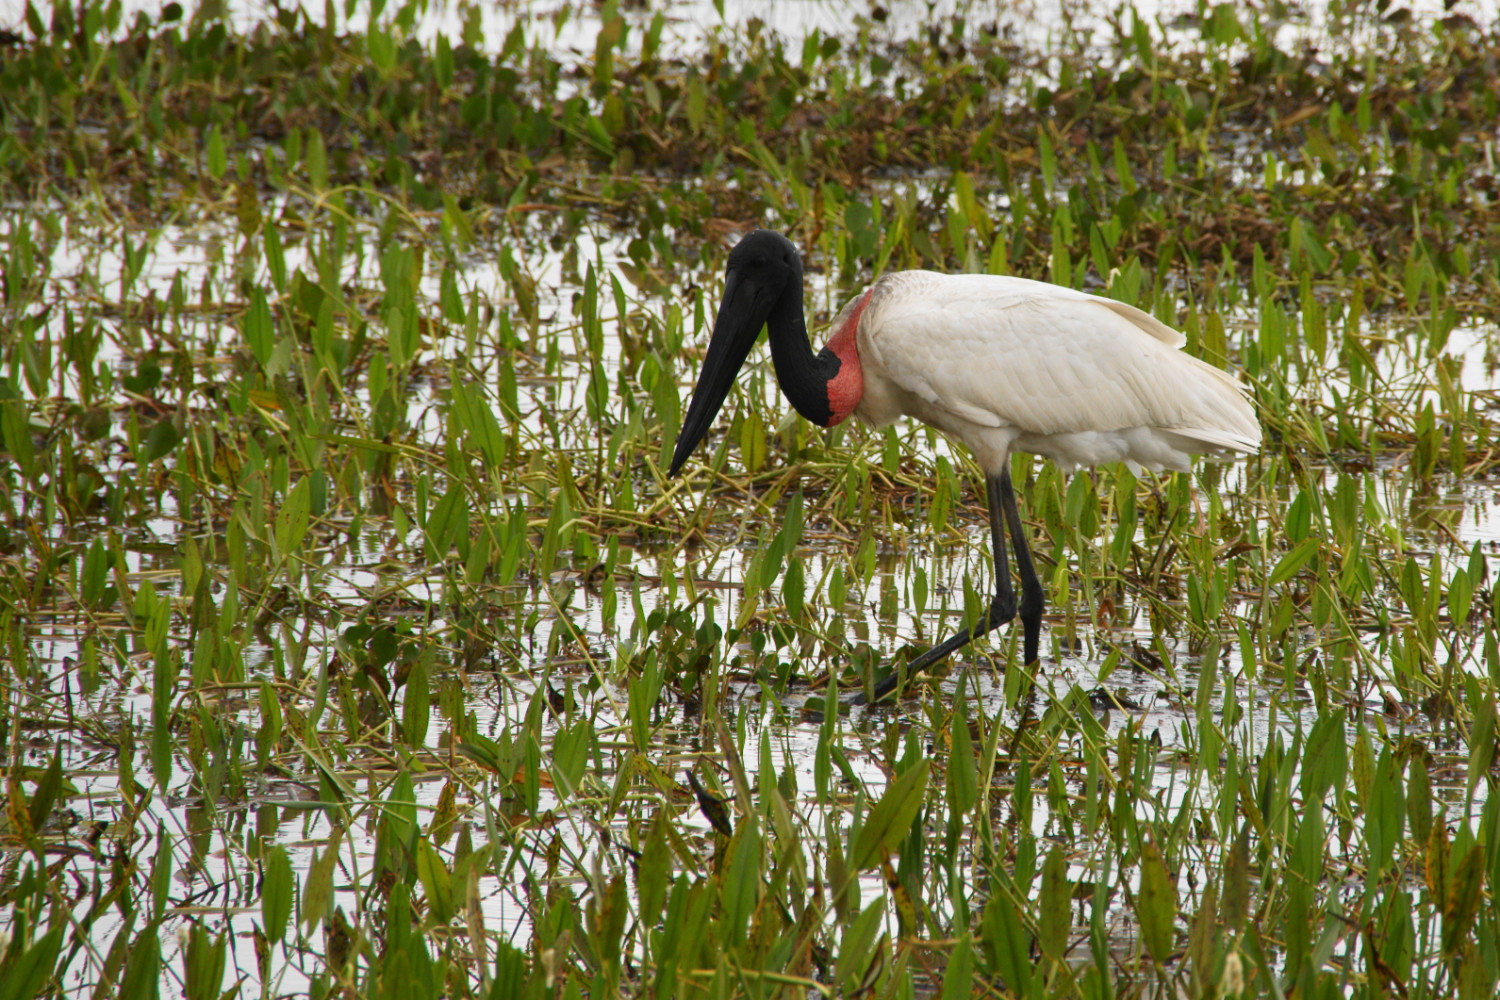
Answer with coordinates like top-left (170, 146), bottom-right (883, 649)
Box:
top-left (8, 0), bottom-right (1500, 995)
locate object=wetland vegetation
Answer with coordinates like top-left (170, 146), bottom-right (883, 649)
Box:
top-left (4, 0), bottom-right (1500, 996)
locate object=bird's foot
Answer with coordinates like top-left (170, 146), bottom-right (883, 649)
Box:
top-left (851, 594), bottom-right (1039, 703)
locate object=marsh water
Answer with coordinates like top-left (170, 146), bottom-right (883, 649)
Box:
top-left (8, 0), bottom-right (1500, 996)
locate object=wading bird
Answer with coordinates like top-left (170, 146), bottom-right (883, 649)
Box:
top-left (668, 230), bottom-right (1260, 701)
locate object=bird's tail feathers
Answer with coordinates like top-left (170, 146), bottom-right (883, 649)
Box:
top-left (1159, 425), bottom-right (1262, 457)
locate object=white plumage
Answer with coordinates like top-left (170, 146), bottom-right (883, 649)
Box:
top-left (669, 230), bottom-right (1260, 701)
top-left (839, 270), bottom-right (1261, 476)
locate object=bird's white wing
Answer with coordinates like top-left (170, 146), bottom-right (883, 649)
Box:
top-left (859, 271), bottom-right (1259, 448)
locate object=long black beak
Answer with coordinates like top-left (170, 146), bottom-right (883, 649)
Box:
top-left (668, 269), bottom-right (773, 477)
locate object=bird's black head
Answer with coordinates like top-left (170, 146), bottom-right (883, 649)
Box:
top-left (723, 229), bottom-right (802, 284)
top-left (668, 230), bottom-right (803, 477)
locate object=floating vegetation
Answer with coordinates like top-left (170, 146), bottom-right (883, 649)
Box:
top-left (4, 0), bottom-right (1500, 997)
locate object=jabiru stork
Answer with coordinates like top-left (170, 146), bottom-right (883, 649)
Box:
top-left (667, 230), bottom-right (1260, 701)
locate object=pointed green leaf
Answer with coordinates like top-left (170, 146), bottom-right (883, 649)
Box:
top-left (263, 845), bottom-right (293, 943)
top-left (1039, 846), bottom-right (1070, 960)
top-left (1138, 835), bottom-right (1177, 966)
top-left (852, 761), bottom-right (929, 871)
top-left (417, 837), bottom-right (457, 925)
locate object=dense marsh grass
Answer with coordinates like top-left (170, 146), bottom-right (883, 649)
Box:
top-left (4, 0), bottom-right (1500, 996)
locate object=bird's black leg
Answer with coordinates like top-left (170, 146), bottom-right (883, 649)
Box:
top-left (997, 463), bottom-right (1044, 666)
top-left (857, 465), bottom-right (1042, 703)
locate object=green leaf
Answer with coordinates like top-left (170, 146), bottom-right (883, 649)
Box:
top-left (301, 828), bottom-right (343, 929)
top-left (423, 487), bottom-right (469, 564)
top-left (550, 716), bottom-right (592, 800)
top-left (1221, 827), bottom-right (1251, 932)
top-left (368, 21), bottom-right (396, 74)
top-left (118, 922), bottom-right (162, 1000)
top-left (1351, 723), bottom-right (1375, 805)
top-left (637, 812), bottom-right (671, 928)
top-left (305, 128), bottom-right (328, 189)
top-left (0, 920), bottom-right (65, 1000)
top-left (263, 845), bottom-right (293, 943)
top-left (491, 941), bottom-right (530, 999)
top-left (451, 379), bottom-right (509, 467)
top-left (404, 653), bottom-right (430, 746)
top-left (81, 537), bottom-right (110, 607)
top-left (1367, 748), bottom-right (1406, 876)
top-left (263, 221), bottom-right (287, 292)
top-left (1448, 566), bottom-right (1473, 627)
top-left (1269, 536), bottom-right (1320, 587)
top-left (720, 819), bottom-right (761, 946)
top-left (1039, 846), bottom-right (1070, 960)
top-left (383, 768), bottom-right (420, 846)
top-left (835, 901), bottom-right (886, 990)
top-left (1299, 708), bottom-right (1346, 805)
top-left (782, 557), bottom-right (805, 619)
top-left (1, 398), bottom-right (36, 477)
top-left (183, 924), bottom-right (226, 1000)
top-left (458, 730), bottom-right (522, 781)
top-left (979, 893), bottom-right (1032, 993)
top-left (1443, 844), bottom-right (1485, 956)
top-left (150, 651), bottom-right (175, 785)
top-left (434, 34), bottom-right (454, 88)
top-left (629, 652), bottom-right (662, 753)
top-left (851, 761), bottom-right (929, 871)
top-left (1138, 834), bottom-right (1177, 966)
top-left (945, 685), bottom-right (977, 820)
top-left (1468, 696), bottom-right (1496, 798)
top-left (27, 746), bottom-right (63, 832)
top-left (274, 477), bottom-right (312, 556)
top-left (938, 934), bottom-right (974, 1000)
top-left (206, 125), bottom-right (226, 179)
top-left (591, 874), bottom-right (628, 972)
top-left (739, 409), bottom-right (766, 474)
top-left (417, 838), bottom-right (456, 924)
top-left (257, 680), bottom-right (283, 766)
top-left (151, 825), bottom-right (173, 921)
top-left (243, 288), bottom-right (276, 367)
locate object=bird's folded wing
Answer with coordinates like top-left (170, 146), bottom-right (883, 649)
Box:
top-left (862, 273), bottom-right (1258, 446)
